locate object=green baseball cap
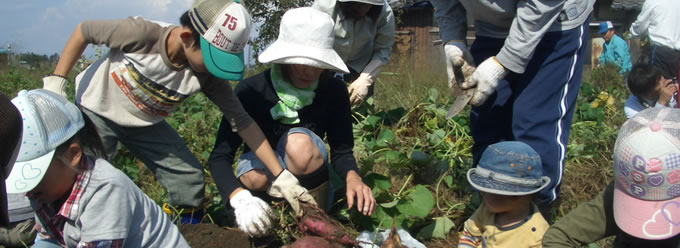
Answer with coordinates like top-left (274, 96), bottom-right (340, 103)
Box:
top-left (188, 0), bottom-right (252, 80)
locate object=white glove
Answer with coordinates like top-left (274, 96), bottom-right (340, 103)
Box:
top-left (267, 170), bottom-right (317, 217)
top-left (465, 56), bottom-right (508, 106)
top-left (444, 41), bottom-right (474, 89)
top-left (42, 75), bottom-right (68, 98)
top-left (230, 189), bottom-right (274, 237)
top-left (348, 74), bottom-right (373, 105)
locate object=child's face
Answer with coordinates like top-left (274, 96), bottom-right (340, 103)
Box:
top-left (25, 153), bottom-right (78, 205)
top-left (185, 44), bottom-right (208, 73)
top-left (481, 192), bottom-right (531, 214)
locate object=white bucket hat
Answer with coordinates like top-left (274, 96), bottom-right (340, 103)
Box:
top-left (338, 0), bottom-right (384, 5)
top-left (5, 89), bottom-right (84, 194)
top-left (258, 7), bottom-right (349, 74)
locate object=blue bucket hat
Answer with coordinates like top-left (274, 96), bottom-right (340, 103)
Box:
top-left (467, 141), bottom-right (550, 196)
top-left (599, 21), bottom-right (613, 34)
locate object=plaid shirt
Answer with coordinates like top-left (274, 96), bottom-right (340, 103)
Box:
top-left (34, 157), bottom-right (124, 247)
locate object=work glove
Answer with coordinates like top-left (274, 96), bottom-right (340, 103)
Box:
top-left (42, 75), bottom-right (68, 98)
top-left (348, 58), bottom-right (384, 105)
top-left (268, 170), bottom-right (317, 217)
top-left (444, 41), bottom-right (474, 89)
top-left (464, 56), bottom-right (508, 106)
top-left (348, 74), bottom-right (373, 105)
top-left (230, 189), bottom-right (274, 237)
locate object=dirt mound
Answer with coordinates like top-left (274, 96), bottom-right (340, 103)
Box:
top-left (179, 223), bottom-right (254, 248)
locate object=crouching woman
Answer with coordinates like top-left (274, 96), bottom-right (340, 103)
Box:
top-left (208, 7), bottom-right (376, 237)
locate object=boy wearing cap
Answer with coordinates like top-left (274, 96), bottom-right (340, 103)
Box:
top-left (458, 141), bottom-right (551, 248)
top-left (7, 89), bottom-right (189, 247)
top-left (598, 21), bottom-right (632, 75)
top-left (543, 107), bottom-right (680, 247)
top-left (40, 0), bottom-right (314, 219)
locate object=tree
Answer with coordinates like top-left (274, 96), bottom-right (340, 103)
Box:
top-left (242, 0), bottom-right (314, 61)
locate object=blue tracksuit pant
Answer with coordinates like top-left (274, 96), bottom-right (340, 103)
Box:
top-left (469, 20), bottom-right (589, 205)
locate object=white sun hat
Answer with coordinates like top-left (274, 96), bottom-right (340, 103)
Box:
top-left (258, 7), bottom-right (349, 74)
top-left (5, 89), bottom-right (84, 194)
top-left (338, 0), bottom-right (384, 5)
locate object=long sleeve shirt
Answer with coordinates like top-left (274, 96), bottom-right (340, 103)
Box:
top-left (542, 183), bottom-right (680, 247)
top-left (208, 69), bottom-right (359, 202)
top-left (312, 0), bottom-right (395, 72)
top-left (630, 0), bottom-right (680, 50)
top-left (430, 0), bottom-right (595, 74)
top-left (600, 34), bottom-right (632, 74)
top-left (75, 17), bottom-right (252, 130)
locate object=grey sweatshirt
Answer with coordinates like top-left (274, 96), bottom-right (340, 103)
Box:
top-left (430, 0), bottom-right (595, 74)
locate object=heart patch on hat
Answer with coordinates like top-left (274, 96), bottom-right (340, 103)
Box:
top-left (21, 163), bottom-right (42, 179)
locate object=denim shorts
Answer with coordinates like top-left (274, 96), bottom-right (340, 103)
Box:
top-left (236, 127), bottom-right (329, 180)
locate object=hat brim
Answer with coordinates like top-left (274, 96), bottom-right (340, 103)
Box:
top-left (200, 37), bottom-right (245, 81)
top-left (258, 41), bottom-right (349, 74)
top-left (466, 168), bottom-right (550, 196)
top-left (5, 150), bottom-right (54, 194)
top-left (613, 187), bottom-right (680, 240)
top-left (338, 0), bottom-right (384, 5)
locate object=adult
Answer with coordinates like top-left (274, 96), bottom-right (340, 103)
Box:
top-left (430, 0), bottom-right (595, 211)
top-left (40, 0), bottom-right (312, 222)
top-left (312, 0), bottom-right (395, 104)
top-left (598, 21), bottom-right (632, 75)
top-left (0, 92), bottom-right (23, 226)
top-left (208, 7), bottom-right (375, 237)
top-left (630, 0), bottom-right (680, 80)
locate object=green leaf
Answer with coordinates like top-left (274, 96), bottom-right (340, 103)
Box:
top-left (365, 173), bottom-right (392, 191)
top-left (397, 185), bottom-right (434, 218)
top-left (443, 175), bottom-right (453, 187)
top-left (417, 217), bottom-right (455, 239)
top-left (424, 118), bottom-right (438, 130)
top-left (380, 199), bottom-right (400, 208)
top-left (428, 88), bottom-right (439, 103)
top-left (365, 115), bottom-right (381, 129)
top-left (410, 151), bottom-right (433, 166)
top-left (376, 129), bottom-right (396, 148)
top-left (385, 150), bottom-right (407, 169)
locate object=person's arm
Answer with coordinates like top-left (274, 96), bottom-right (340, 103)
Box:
top-left (620, 40), bottom-right (632, 73)
top-left (599, 45), bottom-right (607, 66)
top-left (543, 183), bottom-right (620, 247)
top-left (369, 4), bottom-right (395, 67)
top-left (630, 1), bottom-right (653, 38)
top-left (208, 115), bottom-right (245, 202)
top-left (53, 24), bottom-right (88, 78)
top-left (430, 0), bottom-right (467, 44)
top-left (237, 122), bottom-right (284, 177)
top-left (458, 208), bottom-right (484, 248)
top-left (327, 78), bottom-right (374, 215)
top-left (496, 0), bottom-right (565, 74)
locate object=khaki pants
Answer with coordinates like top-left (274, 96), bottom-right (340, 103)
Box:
top-left (0, 218), bottom-right (36, 248)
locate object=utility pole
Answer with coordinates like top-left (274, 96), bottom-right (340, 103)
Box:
top-left (7, 44), bottom-right (10, 66)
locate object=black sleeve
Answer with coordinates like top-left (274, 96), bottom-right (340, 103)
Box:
top-left (207, 82), bottom-right (249, 205)
top-left (324, 77), bottom-right (359, 179)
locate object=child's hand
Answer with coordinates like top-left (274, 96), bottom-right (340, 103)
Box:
top-left (658, 78), bottom-right (677, 106)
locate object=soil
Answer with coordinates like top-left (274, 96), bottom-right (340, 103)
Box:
top-left (179, 223), bottom-right (254, 248)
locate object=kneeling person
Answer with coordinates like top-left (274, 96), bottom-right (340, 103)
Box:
top-left (208, 7), bottom-right (375, 237)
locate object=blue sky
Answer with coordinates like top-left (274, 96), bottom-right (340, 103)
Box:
top-left (0, 0), bottom-right (259, 63)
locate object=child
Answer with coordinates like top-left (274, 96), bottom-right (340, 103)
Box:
top-left (543, 107), bottom-right (680, 247)
top-left (6, 89), bottom-right (188, 247)
top-left (458, 141), bottom-right (551, 248)
top-left (624, 64), bottom-right (678, 119)
top-left (40, 0), bottom-right (311, 221)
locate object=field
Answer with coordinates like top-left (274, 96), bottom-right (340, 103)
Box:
top-left (0, 59), bottom-right (627, 247)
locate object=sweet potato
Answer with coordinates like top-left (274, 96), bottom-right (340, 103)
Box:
top-left (381, 218), bottom-right (405, 248)
top-left (298, 203), bottom-right (359, 247)
top-left (282, 236), bottom-right (345, 248)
